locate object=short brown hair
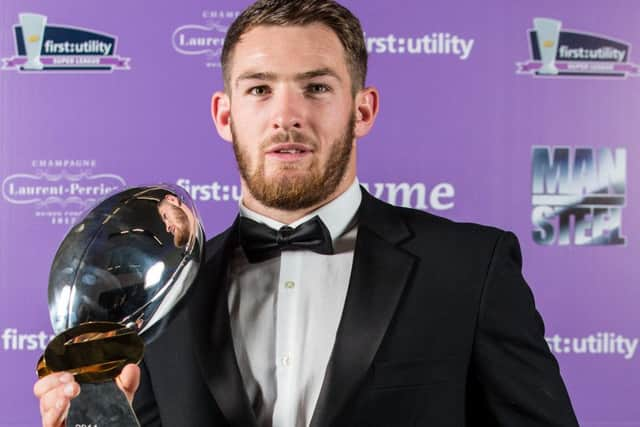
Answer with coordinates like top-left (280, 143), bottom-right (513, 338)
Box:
top-left (221, 0), bottom-right (368, 94)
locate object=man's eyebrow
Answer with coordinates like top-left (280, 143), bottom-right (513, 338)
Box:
top-left (235, 71), bottom-right (277, 88)
top-left (295, 68), bottom-right (341, 82)
top-left (235, 68), bottom-right (341, 87)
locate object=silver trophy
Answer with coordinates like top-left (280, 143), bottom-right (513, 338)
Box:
top-left (533, 18), bottom-right (562, 75)
top-left (19, 13), bottom-right (47, 70)
top-left (36, 185), bottom-right (204, 426)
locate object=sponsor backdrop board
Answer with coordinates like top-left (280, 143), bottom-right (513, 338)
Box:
top-left (0, 0), bottom-right (638, 425)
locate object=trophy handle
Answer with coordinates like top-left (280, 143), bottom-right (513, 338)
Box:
top-left (67, 381), bottom-right (140, 427)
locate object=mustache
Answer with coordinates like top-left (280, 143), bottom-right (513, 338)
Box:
top-left (266, 129), bottom-right (315, 147)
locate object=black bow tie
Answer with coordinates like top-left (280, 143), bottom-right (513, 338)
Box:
top-left (238, 215), bottom-right (334, 263)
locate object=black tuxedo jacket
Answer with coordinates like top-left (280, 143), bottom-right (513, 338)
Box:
top-left (133, 189), bottom-right (578, 426)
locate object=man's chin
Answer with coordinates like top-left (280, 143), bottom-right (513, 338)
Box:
top-left (263, 169), bottom-right (314, 184)
top-left (265, 162), bottom-right (311, 174)
top-left (174, 235), bottom-right (188, 247)
top-left (244, 174), bottom-right (324, 209)
top-left (278, 174), bottom-right (320, 188)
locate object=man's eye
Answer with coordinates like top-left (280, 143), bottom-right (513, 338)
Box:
top-left (307, 84), bottom-right (330, 94)
top-left (249, 86), bottom-right (270, 96)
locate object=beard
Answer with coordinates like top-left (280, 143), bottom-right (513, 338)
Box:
top-left (231, 113), bottom-right (355, 210)
top-left (173, 220), bottom-right (189, 247)
top-left (163, 203), bottom-right (190, 247)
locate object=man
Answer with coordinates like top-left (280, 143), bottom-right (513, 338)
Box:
top-left (157, 193), bottom-right (195, 248)
top-left (34, 0), bottom-right (579, 425)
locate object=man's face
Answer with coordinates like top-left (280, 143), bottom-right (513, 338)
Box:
top-left (158, 197), bottom-right (190, 247)
top-left (226, 24), bottom-right (358, 210)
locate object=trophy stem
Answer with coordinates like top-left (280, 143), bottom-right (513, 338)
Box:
top-left (67, 381), bottom-right (140, 427)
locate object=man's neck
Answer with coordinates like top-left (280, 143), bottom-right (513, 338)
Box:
top-left (240, 175), bottom-right (356, 225)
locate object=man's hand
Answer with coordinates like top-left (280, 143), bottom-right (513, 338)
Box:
top-left (34, 364), bottom-right (140, 427)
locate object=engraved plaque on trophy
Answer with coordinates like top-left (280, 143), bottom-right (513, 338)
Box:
top-left (36, 185), bottom-right (204, 426)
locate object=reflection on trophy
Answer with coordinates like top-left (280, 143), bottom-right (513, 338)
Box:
top-left (19, 13), bottom-right (47, 70)
top-left (36, 185), bottom-right (204, 426)
top-left (533, 18), bottom-right (562, 75)
top-left (157, 193), bottom-right (196, 249)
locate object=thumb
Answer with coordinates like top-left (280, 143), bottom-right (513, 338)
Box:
top-left (115, 364), bottom-right (140, 404)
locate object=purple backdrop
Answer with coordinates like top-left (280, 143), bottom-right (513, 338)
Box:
top-left (1, 1), bottom-right (638, 425)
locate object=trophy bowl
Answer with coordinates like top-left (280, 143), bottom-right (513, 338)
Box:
top-left (36, 184), bottom-right (204, 426)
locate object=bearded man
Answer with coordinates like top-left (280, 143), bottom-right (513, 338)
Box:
top-left (158, 194), bottom-right (195, 248)
top-left (35, 0), bottom-right (578, 426)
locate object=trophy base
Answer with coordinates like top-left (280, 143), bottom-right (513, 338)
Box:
top-left (23, 59), bottom-right (44, 70)
top-left (67, 381), bottom-right (140, 427)
top-left (537, 63), bottom-right (559, 75)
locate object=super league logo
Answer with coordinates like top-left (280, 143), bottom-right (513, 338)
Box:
top-left (531, 147), bottom-right (627, 246)
top-left (517, 18), bottom-right (639, 78)
top-left (2, 13), bottom-right (130, 72)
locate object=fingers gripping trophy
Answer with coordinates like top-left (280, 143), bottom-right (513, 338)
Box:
top-left (36, 185), bottom-right (204, 426)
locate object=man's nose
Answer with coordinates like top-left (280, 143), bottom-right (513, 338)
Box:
top-left (272, 87), bottom-right (303, 131)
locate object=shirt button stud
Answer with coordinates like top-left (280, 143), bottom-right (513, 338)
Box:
top-left (281, 354), bottom-right (292, 367)
top-left (284, 281), bottom-right (295, 289)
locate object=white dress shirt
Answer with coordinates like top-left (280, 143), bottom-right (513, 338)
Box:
top-left (228, 179), bottom-right (362, 427)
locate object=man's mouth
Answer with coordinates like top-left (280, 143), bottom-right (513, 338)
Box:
top-left (266, 143), bottom-right (313, 160)
top-left (275, 149), bottom-right (304, 154)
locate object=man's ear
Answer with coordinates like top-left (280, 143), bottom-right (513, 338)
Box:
top-left (165, 194), bottom-right (181, 206)
top-left (211, 91), bottom-right (232, 142)
top-left (354, 86), bottom-right (380, 139)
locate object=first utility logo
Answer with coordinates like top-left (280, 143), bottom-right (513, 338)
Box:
top-left (517, 18), bottom-right (639, 78)
top-left (2, 13), bottom-right (130, 72)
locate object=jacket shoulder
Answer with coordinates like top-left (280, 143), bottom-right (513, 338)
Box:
top-left (202, 219), bottom-right (239, 263)
top-left (363, 190), bottom-right (507, 244)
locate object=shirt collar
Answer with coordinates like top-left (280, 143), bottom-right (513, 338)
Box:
top-left (239, 178), bottom-right (361, 241)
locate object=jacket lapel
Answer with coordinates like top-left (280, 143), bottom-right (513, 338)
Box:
top-left (311, 190), bottom-right (417, 427)
top-left (188, 218), bottom-right (258, 427)
top-left (186, 190), bottom-right (416, 427)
